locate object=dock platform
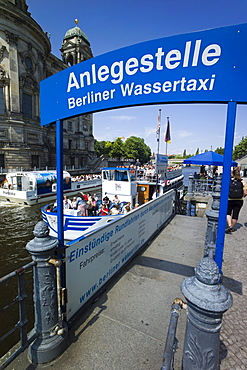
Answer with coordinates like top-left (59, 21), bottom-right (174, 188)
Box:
top-left (8, 198), bottom-right (247, 369)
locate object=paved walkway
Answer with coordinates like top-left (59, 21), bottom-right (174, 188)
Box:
top-left (7, 196), bottom-right (247, 369)
top-left (220, 197), bottom-right (247, 369)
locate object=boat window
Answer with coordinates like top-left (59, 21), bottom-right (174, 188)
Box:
top-left (129, 170), bottom-right (136, 181)
top-left (115, 170), bottom-right (129, 182)
top-left (103, 170), bottom-right (114, 181)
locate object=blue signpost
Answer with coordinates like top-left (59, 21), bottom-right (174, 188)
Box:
top-left (40, 23), bottom-right (247, 273)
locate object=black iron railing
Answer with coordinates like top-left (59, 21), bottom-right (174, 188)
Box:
top-left (0, 261), bottom-right (37, 369)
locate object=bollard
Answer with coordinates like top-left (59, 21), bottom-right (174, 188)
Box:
top-left (181, 257), bottom-right (232, 370)
top-left (204, 175), bottom-right (221, 255)
top-left (26, 221), bottom-right (68, 364)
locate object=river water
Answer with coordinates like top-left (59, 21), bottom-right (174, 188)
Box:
top-left (0, 166), bottom-right (197, 359)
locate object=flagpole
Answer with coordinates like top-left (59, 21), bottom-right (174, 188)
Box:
top-left (166, 117), bottom-right (169, 156)
top-left (156, 109), bottom-right (162, 196)
top-left (157, 109), bottom-right (161, 155)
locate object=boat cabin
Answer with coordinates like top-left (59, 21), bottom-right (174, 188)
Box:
top-left (102, 167), bottom-right (138, 207)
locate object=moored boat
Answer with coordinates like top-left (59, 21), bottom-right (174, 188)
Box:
top-left (42, 166), bottom-right (184, 240)
top-left (0, 170), bottom-right (101, 206)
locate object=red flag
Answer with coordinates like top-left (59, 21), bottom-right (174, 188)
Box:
top-left (164, 118), bottom-right (171, 143)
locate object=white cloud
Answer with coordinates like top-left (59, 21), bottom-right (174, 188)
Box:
top-left (109, 115), bottom-right (137, 121)
top-left (175, 130), bottom-right (193, 139)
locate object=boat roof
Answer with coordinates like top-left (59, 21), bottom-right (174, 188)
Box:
top-left (6, 170), bottom-right (70, 177)
top-left (102, 167), bottom-right (134, 171)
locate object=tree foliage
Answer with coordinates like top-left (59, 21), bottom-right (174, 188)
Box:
top-left (215, 147), bottom-right (224, 155)
top-left (232, 136), bottom-right (247, 160)
top-left (124, 136), bottom-right (151, 163)
top-left (94, 136), bottom-right (151, 163)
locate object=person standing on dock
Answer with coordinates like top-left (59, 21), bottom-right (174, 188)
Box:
top-left (226, 169), bottom-right (247, 233)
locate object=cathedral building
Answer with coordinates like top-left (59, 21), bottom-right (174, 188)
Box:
top-left (0, 0), bottom-right (96, 171)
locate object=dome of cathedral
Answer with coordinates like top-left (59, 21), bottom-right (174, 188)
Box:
top-left (64, 25), bottom-right (89, 43)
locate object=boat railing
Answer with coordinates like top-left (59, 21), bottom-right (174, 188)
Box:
top-left (0, 166), bottom-right (100, 175)
top-left (190, 178), bottom-right (216, 195)
top-left (0, 261), bottom-right (37, 369)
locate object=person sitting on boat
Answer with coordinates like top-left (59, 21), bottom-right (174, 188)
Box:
top-left (103, 193), bottom-right (110, 207)
top-left (112, 194), bottom-right (121, 205)
top-left (110, 205), bottom-right (120, 215)
top-left (98, 203), bottom-right (109, 216)
top-left (123, 205), bottom-right (131, 214)
top-left (63, 196), bottom-right (72, 209)
top-left (76, 193), bottom-right (88, 216)
top-left (122, 201), bottom-right (132, 213)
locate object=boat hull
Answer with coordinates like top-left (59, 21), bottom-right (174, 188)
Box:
top-left (0, 182), bottom-right (101, 206)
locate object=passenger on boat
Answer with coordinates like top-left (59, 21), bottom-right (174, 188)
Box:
top-left (123, 205), bottom-right (131, 214)
top-left (112, 194), bottom-right (121, 204)
top-left (98, 204), bottom-right (109, 216)
top-left (103, 193), bottom-right (110, 207)
top-left (76, 193), bottom-right (88, 216)
top-left (71, 197), bottom-right (77, 209)
top-left (63, 196), bottom-right (72, 209)
top-left (110, 205), bottom-right (120, 215)
top-left (87, 194), bottom-right (93, 216)
top-left (91, 197), bottom-right (97, 216)
top-left (122, 202), bottom-right (132, 213)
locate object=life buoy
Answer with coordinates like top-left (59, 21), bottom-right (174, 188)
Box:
top-left (165, 180), bottom-right (170, 186)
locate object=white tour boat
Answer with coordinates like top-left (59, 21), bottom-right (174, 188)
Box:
top-left (0, 170), bottom-right (101, 206)
top-left (42, 167), bottom-right (184, 240)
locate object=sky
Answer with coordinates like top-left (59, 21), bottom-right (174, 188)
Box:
top-left (28, 0), bottom-right (247, 155)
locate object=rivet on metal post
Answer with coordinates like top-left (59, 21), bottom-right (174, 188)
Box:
top-left (181, 257), bottom-right (232, 370)
top-left (26, 221), bottom-right (68, 364)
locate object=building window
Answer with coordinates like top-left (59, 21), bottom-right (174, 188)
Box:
top-left (31, 155), bottom-right (39, 169)
top-left (70, 157), bottom-right (75, 167)
top-left (85, 142), bottom-right (89, 150)
top-left (68, 121), bottom-right (73, 131)
top-left (0, 87), bottom-right (5, 114)
top-left (0, 154), bottom-right (4, 169)
top-left (25, 56), bottom-right (33, 70)
top-left (22, 93), bottom-right (32, 118)
top-left (69, 139), bottom-right (72, 150)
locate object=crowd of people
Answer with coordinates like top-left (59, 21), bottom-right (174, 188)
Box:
top-left (56, 192), bottom-right (138, 217)
top-left (71, 173), bottom-right (101, 182)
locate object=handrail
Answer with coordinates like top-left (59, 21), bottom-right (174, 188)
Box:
top-left (161, 299), bottom-right (187, 370)
top-left (0, 261), bottom-right (37, 369)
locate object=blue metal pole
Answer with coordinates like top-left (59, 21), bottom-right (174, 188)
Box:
top-left (56, 119), bottom-right (64, 248)
top-left (215, 101), bottom-right (237, 274)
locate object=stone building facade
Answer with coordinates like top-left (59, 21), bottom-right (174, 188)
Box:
top-left (0, 0), bottom-right (96, 171)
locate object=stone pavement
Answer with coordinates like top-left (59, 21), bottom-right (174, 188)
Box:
top-left (7, 197), bottom-right (247, 370)
top-left (220, 197), bottom-right (247, 369)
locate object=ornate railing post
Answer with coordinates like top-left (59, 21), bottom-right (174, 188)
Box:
top-left (26, 221), bottom-right (68, 364)
top-left (181, 257), bottom-right (232, 370)
top-left (204, 175), bottom-right (222, 256)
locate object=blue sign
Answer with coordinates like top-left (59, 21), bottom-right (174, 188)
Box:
top-left (40, 23), bottom-right (247, 125)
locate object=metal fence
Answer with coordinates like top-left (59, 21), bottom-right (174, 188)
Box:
top-left (190, 178), bottom-right (216, 195)
top-left (0, 261), bottom-right (37, 369)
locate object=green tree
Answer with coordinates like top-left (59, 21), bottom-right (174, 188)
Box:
top-left (195, 148), bottom-right (200, 155)
top-left (232, 136), bottom-right (247, 160)
top-left (183, 149), bottom-right (187, 158)
top-left (215, 147), bottom-right (224, 155)
top-left (124, 136), bottom-right (151, 163)
top-left (109, 137), bottom-right (125, 159)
